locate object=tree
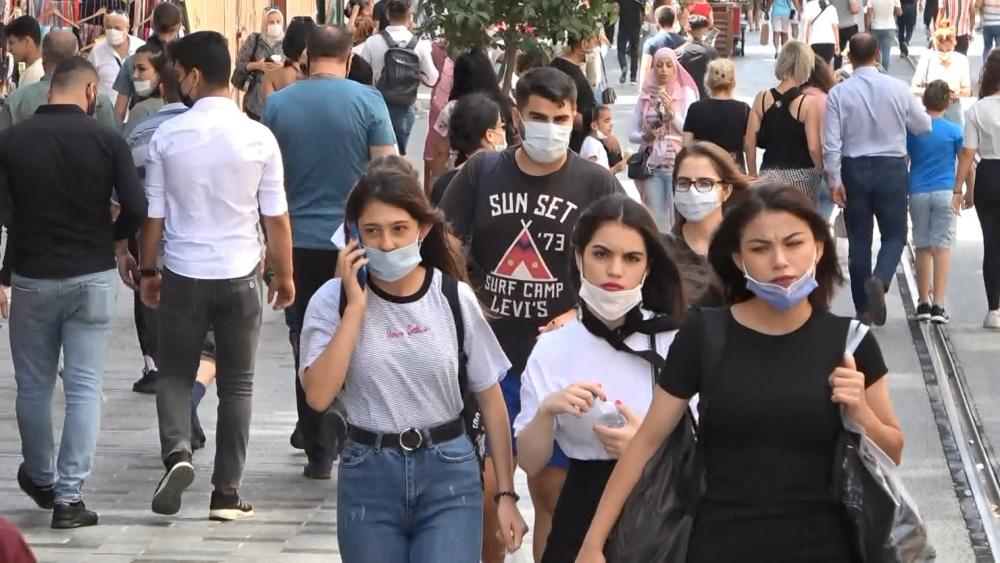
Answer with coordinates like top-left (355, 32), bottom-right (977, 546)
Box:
top-left (420, 0), bottom-right (615, 95)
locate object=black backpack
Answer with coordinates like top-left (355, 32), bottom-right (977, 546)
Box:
top-left (376, 30), bottom-right (422, 107)
top-left (338, 273), bottom-right (485, 470)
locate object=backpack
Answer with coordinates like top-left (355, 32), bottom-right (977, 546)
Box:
top-left (376, 30), bottom-right (422, 107)
top-left (337, 273), bottom-right (486, 471)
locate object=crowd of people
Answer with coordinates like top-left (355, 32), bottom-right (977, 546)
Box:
top-left (0, 0), bottom-right (998, 562)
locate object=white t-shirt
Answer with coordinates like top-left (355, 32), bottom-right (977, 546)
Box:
top-left (512, 312), bottom-right (679, 461)
top-left (964, 95), bottom-right (1000, 160)
top-left (912, 51), bottom-right (971, 96)
top-left (299, 269), bottom-right (511, 433)
top-left (804, 0), bottom-right (840, 44)
top-left (866, 0), bottom-right (900, 30)
top-left (580, 136), bottom-right (610, 170)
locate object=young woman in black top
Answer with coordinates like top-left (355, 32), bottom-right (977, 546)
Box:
top-left (577, 183), bottom-right (903, 563)
top-left (429, 93), bottom-right (505, 206)
top-left (682, 59), bottom-right (751, 172)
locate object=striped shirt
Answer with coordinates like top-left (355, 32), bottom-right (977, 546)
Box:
top-left (943, 0), bottom-right (976, 36)
top-left (983, 0), bottom-right (1000, 26)
top-left (299, 269), bottom-right (511, 433)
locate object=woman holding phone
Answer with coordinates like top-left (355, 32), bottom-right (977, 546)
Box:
top-left (298, 156), bottom-right (527, 562)
top-left (576, 184), bottom-right (903, 563)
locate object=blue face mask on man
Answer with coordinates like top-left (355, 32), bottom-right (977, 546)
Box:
top-left (742, 252), bottom-right (819, 311)
top-left (364, 236), bottom-right (423, 282)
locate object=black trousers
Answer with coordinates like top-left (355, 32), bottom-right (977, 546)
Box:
top-left (617, 23), bottom-right (641, 79)
top-left (956, 34), bottom-right (971, 55)
top-left (923, 0), bottom-right (938, 29)
top-left (835, 24), bottom-right (859, 69)
top-left (898, 3), bottom-right (917, 46)
top-left (811, 43), bottom-right (836, 66)
top-left (127, 236), bottom-right (157, 359)
top-left (292, 247), bottom-right (340, 462)
top-left (977, 160), bottom-right (1000, 311)
top-left (604, 18), bottom-right (617, 44)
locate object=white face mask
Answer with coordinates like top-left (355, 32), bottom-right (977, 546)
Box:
top-left (106, 29), bottom-right (126, 47)
top-left (674, 187), bottom-right (721, 222)
top-left (578, 272), bottom-right (646, 323)
top-left (522, 121), bottom-right (572, 164)
top-left (133, 78), bottom-right (155, 97)
top-left (488, 128), bottom-right (507, 151)
top-left (595, 129), bottom-right (608, 140)
top-left (266, 23), bottom-right (285, 41)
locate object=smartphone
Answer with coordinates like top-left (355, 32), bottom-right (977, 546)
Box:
top-left (349, 222), bottom-right (367, 289)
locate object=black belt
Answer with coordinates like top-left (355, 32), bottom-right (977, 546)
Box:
top-left (347, 419), bottom-right (466, 452)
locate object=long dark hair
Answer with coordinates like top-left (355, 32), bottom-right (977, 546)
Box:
top-left (344, 156), bottom-right (468, 283)
top-left (450, 48), bottom-right (515, 143)
top-left (450, 92), bottom-right (501, 165)
top-left (671, 141), bottom-right (751, 233)
top-left (570, 194), bottom-right (686, 317)
top-left (980, 48), bottom-right (1000, 99)
top-left (136, 41), bottom-right (167, 99)
top-left (707, 183), bottom-right (843, 309)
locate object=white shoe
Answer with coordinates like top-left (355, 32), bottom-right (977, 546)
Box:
top-left (984, 310), bottom-right (1000, 329)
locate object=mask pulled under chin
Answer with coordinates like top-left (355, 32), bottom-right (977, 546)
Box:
top-left (578, 274), bottom-right (645, 323)
top-left (364, 237), bottom-right (423, 282)
top-left (521, 122), bottom-right (572, 164)
top-left (742, 259), bottom-right (819, 311)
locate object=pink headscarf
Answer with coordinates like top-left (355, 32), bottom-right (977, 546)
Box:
top-left (640, 48), bottom-right (699, 109)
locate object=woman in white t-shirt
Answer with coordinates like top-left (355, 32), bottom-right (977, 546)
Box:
top-left (513, 194), bottom-right (686, 562)
top-left (803, 0), bottom-right (840, 64)
top-left (911, 21), bottom-right (972, 125)
top-left (298, 156), bottom-right (528, 562)
top-left (866, 0), bottom-right (902, 71)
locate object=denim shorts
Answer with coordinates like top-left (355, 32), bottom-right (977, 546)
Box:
top-left (909, 190), bottom-right (957, 249)
top-left (485, 369), bottom-right (569, 469)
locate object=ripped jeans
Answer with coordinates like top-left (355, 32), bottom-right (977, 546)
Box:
top-left (336, 435), bottom-right (483, 562)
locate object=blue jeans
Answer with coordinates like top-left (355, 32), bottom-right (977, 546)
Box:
top-left (984, 25), bottom-right (1000, 62)
top-left (842, 156), bottom-right (909, 314)
top-left (387, 104), bottom-right (417, 156)
top-left (872, 28), bottom-right (895, 72)
top-left (641, 167), bottom-right (675, 232)
top-left (11, 269), bottom-right (118, 504)
top-left (337, 435), bottom-right (484, 562)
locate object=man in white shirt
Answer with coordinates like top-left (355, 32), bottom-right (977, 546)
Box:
top-left (138, 31), bottom-right (295, 522)
top-left (87, 9), bottom-right (144, 100)
top-left (355, 0), bottom-right (439, 155)
top-left (7, 16), bottom-right (44, 87)
top-left (866, 0), bottom-right (901, 71)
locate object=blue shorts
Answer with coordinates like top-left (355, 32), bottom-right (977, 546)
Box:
top-left (910, 190), bottom-right (957, 249)
top-left (486, 369), bottom-right (569, 470)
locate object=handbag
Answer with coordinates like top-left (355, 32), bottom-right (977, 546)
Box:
top-left (760, 12), bottom-right (771, 46)
top-left (627, 147), bottom-right (653, 180)
top-left (599, 53), bottom-right (617, 105)
top-left (232, 32), bottom-right (263, 91)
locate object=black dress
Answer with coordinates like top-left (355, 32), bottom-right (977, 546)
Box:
top-left (541, 459), bottom-right (618, 563)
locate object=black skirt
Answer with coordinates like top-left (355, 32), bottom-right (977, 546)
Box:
top-left (541, 458), bottom-right (617, 563)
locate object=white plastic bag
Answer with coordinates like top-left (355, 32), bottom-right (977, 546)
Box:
top-left (504, 548), bottom-right (532, 563)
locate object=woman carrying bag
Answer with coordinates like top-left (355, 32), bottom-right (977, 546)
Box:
top-left (576, 183), bottom-right (904, 563)
top-left (232, 7), bottom-right (285, 121)
top-left (514, 194), bottom-right (686, 562)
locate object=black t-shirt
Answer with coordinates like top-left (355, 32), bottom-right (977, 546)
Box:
top-left (550, 57), bottom-right (598, 154)
top-left (664, 233), bottom-right (724, 310)
top-left (617, 0), bottom-right (646, 26)
top-left (373, 0), bottom-right (391, 30)
top-left (430, 168), bottom-right (460, 207)
top-left (658, 308), bottom-right (888, 562)
top-left (676, 40), bottom-right (720, 101)
top-left (683, 98), bottom-right (751, 171)
top-left (439, 148), bottom-right (623, 373)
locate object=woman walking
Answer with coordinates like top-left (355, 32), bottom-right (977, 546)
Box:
top-left (911, 20), bottom-right (972, 125)
top-left (232, 7), bottom-right (285, 121)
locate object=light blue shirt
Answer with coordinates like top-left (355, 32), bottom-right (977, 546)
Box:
top-left (823, 66), bottom-right (931, 187)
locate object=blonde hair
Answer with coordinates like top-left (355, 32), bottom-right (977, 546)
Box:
top-left (934, 19), bottom-right (957, 45)
top-left (705, 58), bottom-right (736, 93)
top-left (775, 40), bottom-right (815, 84)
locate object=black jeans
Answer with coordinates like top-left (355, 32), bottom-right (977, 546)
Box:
top-left (956, 34), bottom-right (971, 55)
top-left (923, 0), bottom-right (938, 29)
top-left (127, 237), bottom-right (157, 359)
top-left (292, 247), bottom-right (341, 462)
top-left (835, 24), bottom-right (859, 69)
top-left (811, 43), bottom-right (836, 66)
top-left (898, 3), bottom-right (917, 46)
top-left (604, 19), bottom-right (617, 44)
top-left (618, 23), bottom-right (641, 80)
top-left (156, 266), bottom-right (262, 488)
top-left (977, 160), bottom-right (1000, 311)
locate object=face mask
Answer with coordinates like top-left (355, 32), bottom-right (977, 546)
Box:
top-left (742, 256), bottom-right (819, 311)
top-left (364, 236), bottom-right (423, 282)
top-left (266, 23), bottom-right (285, 41)
top-left (674, 187), bottom-right (721, 222)
top-left (134, 78), bottom-right (155, 97)
top-left (939, 50), bottom-right (953, 62)
top-left (578, 270), bottom-right (646, 322)
top-left (178, 73), bottom-right (195, 108)
top-left (595, 129), bottom-right (608, 140)
top-left (522, 121), bottom-right (571, 164)
top-left (106, 29), bottom-right (126, 46)
top-left (488, 128), bottom-right (507, 151)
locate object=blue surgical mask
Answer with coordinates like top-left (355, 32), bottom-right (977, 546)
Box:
top-left (742, 258), bottom-right (819, 311)
top-left (364, 236), bottom-right (423, 282)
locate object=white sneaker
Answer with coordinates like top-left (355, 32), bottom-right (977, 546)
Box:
top-left (984, 310), bottom-right (1000, 329)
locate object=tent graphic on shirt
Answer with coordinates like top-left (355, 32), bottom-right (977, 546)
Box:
top-left (492, 220), bottom-right (555, 281)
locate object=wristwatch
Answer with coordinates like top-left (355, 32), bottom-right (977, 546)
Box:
top-left (139, 267), bottom-right (161, 277)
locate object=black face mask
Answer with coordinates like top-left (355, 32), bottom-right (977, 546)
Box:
top-left (178, 72), bottom-right (195, 108)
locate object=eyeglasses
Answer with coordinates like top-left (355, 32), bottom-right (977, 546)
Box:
top-left (675, 178), bottom-right (722, 192)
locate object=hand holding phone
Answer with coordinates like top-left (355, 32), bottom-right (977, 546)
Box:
top-left (349, 223), bottom-right (368, 290)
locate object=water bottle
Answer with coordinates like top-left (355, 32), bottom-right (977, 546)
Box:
top-left (593, 400), bottom-right (627, 428)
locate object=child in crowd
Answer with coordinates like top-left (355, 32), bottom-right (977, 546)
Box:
top-left (581, 105), bottom-right (629, 175)
top-left (906, 79), bottom-right (973, 324)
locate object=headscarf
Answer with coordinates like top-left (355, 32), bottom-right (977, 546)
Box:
top-left (640, 48), bottom-right (699, 109)
top-left (262, 8), bottom-right (285, 45)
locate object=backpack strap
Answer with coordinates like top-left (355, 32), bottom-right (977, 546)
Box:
top-left (468, 150), bottom-right (503, 239)
top-left (405, 35), bottom-right (419, 50)
top-left (379, 29), bottom-right (396, 47)
top-left (440, 274), bottom-right (469, 403)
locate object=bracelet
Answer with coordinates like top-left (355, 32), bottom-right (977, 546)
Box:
top-left (493, 490), bottom-right (521, 503)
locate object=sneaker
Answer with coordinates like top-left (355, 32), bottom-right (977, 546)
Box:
top-left (865, 278), bottom-right (887, 327)
top-left (619, 73), bottom-right (627, 84)
top-left (629, 76), bottom-right (638, 84)
top-left (192, 425), bottom-right (207, 451)
top-left (209, 490), bottom-right (254, 521)
top-left (151, 453), bottom-right (195, 515)
top-left (51, 500), bottom-right (98, 529)
top-left (915, 302), bottom-right (932, 321)
top-left (900, 42), bottom-right (909, 58)
top-left (18, 463), bottom-right (54, 509)
top-left (985, 310), bottom-right (1000, 329)
top-left (930, 305), bottom-right (949, 324)
top-left (303, 458), bottom-right (333, 480)
top-left (132, 368), bottom-right (158, 394)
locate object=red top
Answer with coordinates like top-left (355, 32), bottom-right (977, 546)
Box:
top-left (690, 3), bottom-right (713, 17)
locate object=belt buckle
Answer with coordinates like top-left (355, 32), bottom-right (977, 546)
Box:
top-left (399, 428), bottom-right (424, 452)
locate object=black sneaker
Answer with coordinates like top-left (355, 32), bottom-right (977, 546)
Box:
top-left (900, 42), bottom-right (909, 58)
top-left (18, 463), bottom-right (54, 509)
top-left (303, 458), bottom-right (333, 480)
top-left (931, 305), bottom-right (950, 324)
top-left (132, 368), bottom-right (158, 394)
top-left (151, 452), bottom-right (195, 515)
top-left (192, 425), bottom-right (207, 451)
top-left (865, 278), bottom-right (887, 327)
top-left (51, 500), bottom-right (98, 529)
top-left (209, 490), bottom-right (254, 521)
top-left (916, 302), bottom-right (932, 321)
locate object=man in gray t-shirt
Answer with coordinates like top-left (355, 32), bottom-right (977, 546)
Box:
top-left (830, 0), bottom-right (860, 69)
